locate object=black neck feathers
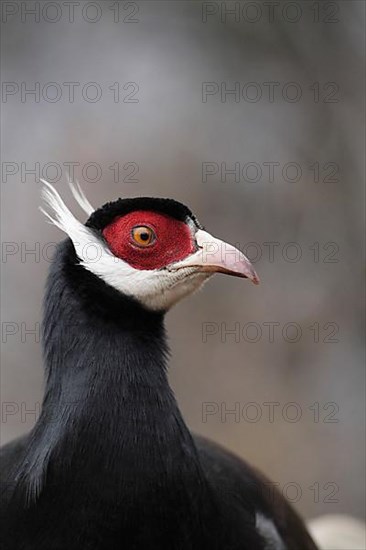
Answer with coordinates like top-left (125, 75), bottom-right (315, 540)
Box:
top-left (11, 238), bottom-right (221, 549)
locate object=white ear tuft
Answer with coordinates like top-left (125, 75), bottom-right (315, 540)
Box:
top-left (40, 179), bottom-right (115, 268)
top-left (39, 179), bottom-right (98, 255)
top-left (67, 175), bottom-right (94, 216)
top-left (40, 179), bottom-right (78, 233)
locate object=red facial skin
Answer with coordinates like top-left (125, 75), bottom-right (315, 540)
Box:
top-left (102, 211), bottom-right (195, 270)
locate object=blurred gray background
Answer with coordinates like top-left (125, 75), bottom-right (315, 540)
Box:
top-left (1, 0), bottom-right (365, 521)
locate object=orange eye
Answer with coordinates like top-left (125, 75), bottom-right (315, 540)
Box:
top-left (131, 226), bottom-right (155, 247)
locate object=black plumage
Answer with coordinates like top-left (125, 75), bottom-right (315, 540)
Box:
top-left (0, 197), bottom-right (318, 550)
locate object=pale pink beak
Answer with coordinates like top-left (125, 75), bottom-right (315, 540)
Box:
top-left (169, 230), bottom-right (259, 285)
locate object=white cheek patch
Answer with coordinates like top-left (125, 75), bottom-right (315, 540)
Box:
top-left (40, 180), bottom-right (210, 311)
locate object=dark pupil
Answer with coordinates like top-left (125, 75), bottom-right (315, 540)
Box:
top-left (140, 232), bottom-right (150, 241)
